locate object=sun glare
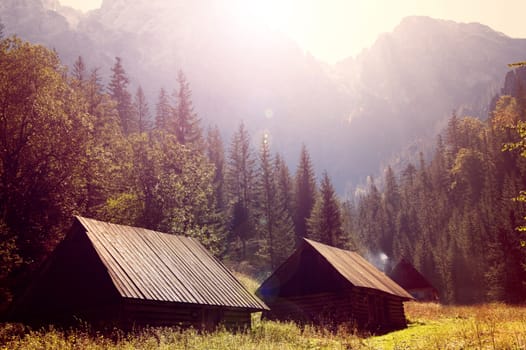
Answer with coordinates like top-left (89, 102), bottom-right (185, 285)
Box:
top-left (228, 0), bottom-right (293, 33)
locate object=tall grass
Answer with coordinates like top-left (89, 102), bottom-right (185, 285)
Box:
top-left (1, 303), bottom-right (526, 349)
top-left (367, 302), bottom-right (526, 350)
top-left (0, 321), bottom-right (363, 350)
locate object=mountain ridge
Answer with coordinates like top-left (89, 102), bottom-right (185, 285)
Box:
top-left (2, 1), bottom-right (525, 192)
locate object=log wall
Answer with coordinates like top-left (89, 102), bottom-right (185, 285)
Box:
top-left (263, 288), bottom-right (407, 332)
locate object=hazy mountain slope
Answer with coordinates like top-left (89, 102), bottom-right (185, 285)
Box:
top-left (2, 2), bottom-right (525, 192)
top-left (336, 16), bottom-right (526, 182)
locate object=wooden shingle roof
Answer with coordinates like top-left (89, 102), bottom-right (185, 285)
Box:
top-left (257, 238), bottom-right (413, 300)
top-left (76, 216), bottom-right (268, 311)
top-left (304, 239), bottom-right (413, 299)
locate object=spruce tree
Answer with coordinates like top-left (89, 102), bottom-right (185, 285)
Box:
top-left (173, 70), bottom-right (202, 148)
top-left (275, 154), bottom-right (295, 228)
top-left (72, 56), bottom-right (86, 87)
top-left (383, 166), bottom-right (400, 257)
top-left (256, 133), bottom-right (277, 268)
top-left (206, 125), bottom-right (226, 212)
top-left (155, 87), bottom-right (171, 131)
top-left (109, 57), bottom-right (135, 134)
top-left (133, 85), bottom-right (151, 133)
top-left (83, 74), bottom-right (129, 218)
top-left (293, 144), bottom-right (316, 245)
top-left (225, 122), bottom-right (256, 259)
top-left (273, 154), bottom-right (295, 264)
top-left (307, 171), bottom-right (344, 248)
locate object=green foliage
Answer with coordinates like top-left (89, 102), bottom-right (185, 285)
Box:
top-left (254, 135), bottom-right (295, 269)
top-left (109, 57), bottom-right (135, 135)
top-left (307, 171), bottom-right (345, 248)
top-left (353, 97), bottom-right (526, 303)
top-left (293, 144), bottom-right (317, 245)
top-left (98, 131), bottom-right (223, 254)
top-left (0, 36), bottom-right (93, 288)
top-left (7, 33), bottom-right (526, 314)
top-left (173, 70), bottom-right (203, 148)
top-left (225, 122), bottom-right (257, 260)
top-left (0, 221), bottom-right (21, 312)
top-left (154, 87), bottom-right (171, 131)
top-left (99, 192), bottom-right (143, 226)
top-left (133, 85), bottom-right (151, 133)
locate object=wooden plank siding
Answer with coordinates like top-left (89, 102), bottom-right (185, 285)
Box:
top-left (257, 239), bottom-right (412, 333)
top-left (10, 217), bottom-right (267, 330)
top-left (117, 300), bottom-right (252, 330)
top-left (264, 289), bottom-right (407, 331)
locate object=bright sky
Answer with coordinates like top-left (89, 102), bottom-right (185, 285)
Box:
top-left (59, 0), bottom-right (526, 64)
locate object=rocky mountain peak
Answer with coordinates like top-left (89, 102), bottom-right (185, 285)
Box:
top-left (1, 1), bottom-right (526, 191)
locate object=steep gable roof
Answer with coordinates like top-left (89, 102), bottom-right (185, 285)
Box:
top-left (388, 258), bottom-right (437, 291)
top-left (304, 239), bottom-right (413, 299)
top-left (76, 216), bottom-right (267, 311)
top-left (258, 238), bottom-right (413, 300)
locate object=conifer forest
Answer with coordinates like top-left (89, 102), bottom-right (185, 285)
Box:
top-left (1, 32), bottom-right (526, 315)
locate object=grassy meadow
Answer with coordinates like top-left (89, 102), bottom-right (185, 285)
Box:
top-left (1, 302), bottom-right (526, 349)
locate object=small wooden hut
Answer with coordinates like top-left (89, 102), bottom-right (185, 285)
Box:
top-left (388, 258), bottom-right (439, 302)
top-left (256, 239), bottom-right (413, 332)
top-left (10, 217), bottom-right (267, 329)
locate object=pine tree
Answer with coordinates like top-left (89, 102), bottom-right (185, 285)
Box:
top-left (307, 171), bottom-right (345, 248)
top-left (446, 111), bottom-right (461, 156)
top-left (205, 126), bottom-right (228, 255)
top-left (273, 153), bottom-right (295, 264)
top-left (275, 154), bottom-right (295, 227)
top-left (155, 88), bottom-right (171, 131)
top-left (206, 125), bottom-right (226, 212)
top-left (382, 166), bottom-right (400, 257)
top-left (173, 70), bottom-right (202, 148)
top-left (293, 144), bottom-right (317, 245)
top-left (82, 79), bottom-right (129, 218)
top-left (133, 85), bottom-right (151, 133)
top-left (364, 177), bottom-right (387, 253)
top-left (341, 199), bottom-right (359, 251)
top-left (72, 56), bottom-right (86, 87)
top-left (256, 133), bottom-right (277, 268)
top-left (225, 122), bottom-right (256, 259)
top-left (109, 56), bottom-right (135, 134)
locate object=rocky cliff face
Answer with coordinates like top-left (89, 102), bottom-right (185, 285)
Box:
top-left (2, 2), bottom-right (525, 192)
top-left (335, 16), bottom-right (526, 181)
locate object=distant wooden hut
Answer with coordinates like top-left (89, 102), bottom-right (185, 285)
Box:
top-left (256, 239), bottom-right (413, 332)
top-left (388, 258), bottom-right (439, 302)
top-left (10, 217), bottom-right (267, 330)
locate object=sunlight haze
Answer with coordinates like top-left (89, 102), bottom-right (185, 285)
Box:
top-left (59, 0), bottom-right (526, 63)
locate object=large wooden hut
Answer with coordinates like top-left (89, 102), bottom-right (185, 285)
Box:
top-left (11, 217), bottom-right (267, 329)
top-left (256, 239), bottom-right (413, 332)
top-left (388, 258), bottom-right (439, 302)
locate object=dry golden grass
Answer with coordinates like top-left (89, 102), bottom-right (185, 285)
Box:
top-left (1, 302), bottom-right (526, 349)
top-left (366, 302), bottom-right (526, 349)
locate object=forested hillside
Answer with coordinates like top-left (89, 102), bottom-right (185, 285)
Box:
top-left (348, 68), bottom-right (526, 304)
top-left (0, 36), bottom-right (313, 312)
top-left (1, 29), bottom-right (525, 313)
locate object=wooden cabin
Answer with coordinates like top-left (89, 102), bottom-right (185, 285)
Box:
top-left (256, 239), bottom-right (413, 332)
top-left (388, 258), bottom-right (439, 302)
top-left (10, 217), bottom-right (268, 330)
